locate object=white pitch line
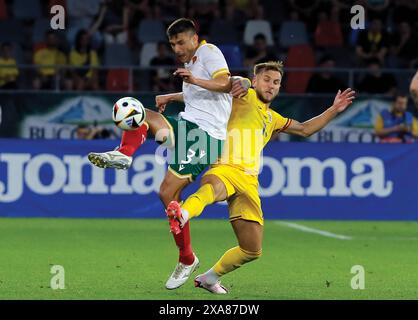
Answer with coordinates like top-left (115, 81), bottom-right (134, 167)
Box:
top-left (275, 221), bottom-right (353, 240)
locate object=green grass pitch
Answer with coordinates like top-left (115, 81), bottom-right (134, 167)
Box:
top-left (0, 218), bottom-right (417, 300)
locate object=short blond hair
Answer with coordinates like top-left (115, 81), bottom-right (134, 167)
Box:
top-left (254, 61), bottom-right (284, 77)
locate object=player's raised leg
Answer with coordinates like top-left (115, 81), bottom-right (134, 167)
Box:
top-left (195, 219), bottom-right (263, 294)
top-left (88, 109), bottom-right (172, 169)
top-left (166, 174), bottom-right (229, 231)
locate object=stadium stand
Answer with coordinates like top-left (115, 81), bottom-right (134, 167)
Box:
top-left (137, 19), bottom-right (166, 43)
top-left (0, 0), bottom-right (415, 94)
top-left (284, 44), bottom-right (315, 94)
top-left (278, 20), bottom-right (309, 48)
top-left (243, 19), bottom-right (274, 46)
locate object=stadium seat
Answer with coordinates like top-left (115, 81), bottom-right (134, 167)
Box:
top-left (13, 0), bottom-right (42, 20)
top-left (140, 42), bottom-right (158, 67)
top-left (137, 19), bottom-right (166, 43)
top-left (0, 20), bottom-right (25, 44)
top-left (104, 44), bottom-right (134, 67)
top-left (278, 21), bottom-right (308, 48)
top-left (243, 20), bottom-right (274, 46)
top-left (0, 0), bottom-right (8, 20)
top-left (284, 44), bottom-right (315, 94)
top-left (209, 20), bottom-right (239, 45)
top-left (218, 44), bottom-right (243, 69)
top-left (106, 69), bottom-right (131, 92)
top-left (314, 21), bottom-right (343, 47)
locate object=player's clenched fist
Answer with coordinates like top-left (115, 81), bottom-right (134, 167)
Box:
top-left (230, 76), bottom-right (251, 98)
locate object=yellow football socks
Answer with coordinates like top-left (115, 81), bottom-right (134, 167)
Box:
top-left (182, 183), bottom-right (215, 219)
top-left (213, 246), bottom-right (262, 276)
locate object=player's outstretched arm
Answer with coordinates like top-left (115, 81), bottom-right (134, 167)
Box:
top-left (410, 71), bottom-right (418, 108)
top-left (174, 68), bottom-right (232, 93)
top-left (155, 92), bottom-right (184, 113)
top-left (284, 88), bottom-right (356, 137)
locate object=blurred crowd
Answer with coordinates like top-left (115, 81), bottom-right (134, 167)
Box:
top-left (0, 0), bottom-right (417, 95)
top-left (74, 123), bottom-right (113, 140)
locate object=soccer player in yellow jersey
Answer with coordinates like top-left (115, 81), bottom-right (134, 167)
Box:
top-left (166, 61), bottom-right (356, 294)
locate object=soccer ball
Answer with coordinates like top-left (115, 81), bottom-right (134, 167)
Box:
top-left (112, 97), bottom-right (146, 131)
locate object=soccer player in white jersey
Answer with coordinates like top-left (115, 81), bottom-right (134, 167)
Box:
top-left (88, 18), bottom-right (247, 290)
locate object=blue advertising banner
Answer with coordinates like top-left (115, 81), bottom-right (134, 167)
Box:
top-left (0, 139), bottom-right (417, 220)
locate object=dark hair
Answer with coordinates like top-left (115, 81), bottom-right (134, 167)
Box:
top-left (73, 29), bottom-right (92, 77)
top-left (254, 33), bottom-right (266, 41)
top-left (166, 18), bottom-right (197, 38)
top-left (254, 61), bottom-right (284, 77)
top-left (75, 29), bottom-right (90, 52)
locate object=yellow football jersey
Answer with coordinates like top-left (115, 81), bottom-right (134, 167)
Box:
top-left (217, 87), bottom-right (291, 175)
top-left (0, 57), bottom-right (19, 86)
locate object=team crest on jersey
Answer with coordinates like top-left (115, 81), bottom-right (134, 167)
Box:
top-left (266, 111), bottom-right (273, 123)
top-left (192, 56), bottom-right (197, 64)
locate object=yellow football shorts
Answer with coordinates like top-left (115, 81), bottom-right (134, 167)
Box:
top-left (203, 164), bottom-right (263, 225)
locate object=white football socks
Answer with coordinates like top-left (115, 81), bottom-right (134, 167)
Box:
top-left (202, 268), bottom-right (220, 285)
top-left (180, 209), bottom-right (189, 227)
